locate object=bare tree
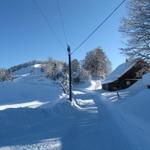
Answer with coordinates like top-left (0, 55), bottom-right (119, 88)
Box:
top-left (43, 59), bottom-right (64, 80)
top-left (120, 0), bottom-right (150, 62)
top-left (83, 48), bottom-right (112, 79)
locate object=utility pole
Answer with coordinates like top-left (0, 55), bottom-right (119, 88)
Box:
top-left (67, 45), bottom-right (72, 102)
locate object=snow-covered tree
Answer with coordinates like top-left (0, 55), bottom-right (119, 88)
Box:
top-left (43, 59), bottom-right (64, 80)
top-left (79, 68), bottom-right (91, 82)
top-left (0, 69), bottom-right (11, 81)
top-left (71, 59), bottom-right (81, 83)
top-left (120, 0), bottom-right (150, 63)
top-left (83, 48), bottom-right (111, 78)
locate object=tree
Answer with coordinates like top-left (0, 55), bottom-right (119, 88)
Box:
top-left (0, 69), bottom-right (11, 81)
top-left (43, 59), bottom-right (64, 80)
top-left (79, 68), bottom-right (91, 82)
top-left (71, 59), bottom-right (81, 83)
top-left (120, 0), bottom-right (150, 63)
top-left (83, 48), bottom-right (111, 78)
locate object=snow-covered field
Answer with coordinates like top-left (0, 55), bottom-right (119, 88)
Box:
top-left (0, 65), bottom-right (150, 150)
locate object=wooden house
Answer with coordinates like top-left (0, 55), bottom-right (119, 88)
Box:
top-left (102, 59), bottom-right (149, 91)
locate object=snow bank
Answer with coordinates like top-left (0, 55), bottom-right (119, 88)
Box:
top-left (120, 88), bottom-right (150, 122)
top-left (126, 72), bottom-right (150, 94)
top-left (116, 88), bottom-right (150, 149)
top-left (143, 72), bottom-right (150, 86)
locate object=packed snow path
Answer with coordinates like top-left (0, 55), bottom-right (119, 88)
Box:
top-left (73, 89), bottom-right (134, 150)
top-left (0, 80), bottom-right (150, 150)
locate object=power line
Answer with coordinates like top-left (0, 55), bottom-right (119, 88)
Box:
top-left (71, 0), bottom-right (127, 55)
top-left (56, 0), bottom-right (68, 46)
top-left (33, 0), bottom-right (64, 49)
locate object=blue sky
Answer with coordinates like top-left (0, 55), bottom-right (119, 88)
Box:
top-left (0, 0), bottom-right (128, 69)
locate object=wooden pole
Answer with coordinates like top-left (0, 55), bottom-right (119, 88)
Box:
top-left (67, 45), bottom-right (72, 102)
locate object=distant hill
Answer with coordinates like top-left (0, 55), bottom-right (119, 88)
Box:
top-left (8, 60), bottom-right (47, 73)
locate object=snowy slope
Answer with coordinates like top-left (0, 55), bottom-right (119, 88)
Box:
top-left (13, 64), bottom-right (43, 76)
top-left (116, 89), bottom-right (150, 149)
top-left (0, 82), bottom-right (131, 150)
top-left (0, 65), bottom-right (150, 150)
top-left (0, 63), bottom-right (61, 108)
top-left (12, 63), bottom-right (48, 84)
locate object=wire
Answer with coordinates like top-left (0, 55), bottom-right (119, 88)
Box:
top-left (56, 0), bottom-right (68, 46)
top-left (33, 0), bottom-right (64, 49)
top-left (71, 0), bottom-right (127, 55)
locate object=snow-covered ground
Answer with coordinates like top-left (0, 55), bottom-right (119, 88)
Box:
top-left (0, 66), bottom-right (150, 150)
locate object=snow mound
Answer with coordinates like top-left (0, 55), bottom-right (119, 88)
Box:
top-left (120, 89), bottom-right (150, 121)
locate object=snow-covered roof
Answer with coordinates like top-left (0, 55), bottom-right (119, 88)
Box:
top-left (102, 61), bottom-right (137, 84)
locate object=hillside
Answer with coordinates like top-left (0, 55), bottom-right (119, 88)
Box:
top-left (0, 64), bottom-right (150, 150)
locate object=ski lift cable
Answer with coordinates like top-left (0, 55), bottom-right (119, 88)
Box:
top-left (33, 0), bottom-right (65, 49)
top-left (71, 0), bottom-right (127, 55)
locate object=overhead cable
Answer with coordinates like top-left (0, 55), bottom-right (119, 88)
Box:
top-left (71, 0), bottom-right (127, 55)
top-left (33, 0), bottom-right (64, 48)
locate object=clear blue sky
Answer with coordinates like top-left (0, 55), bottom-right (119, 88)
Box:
top-left (0, 0), bottom-right (128, 69)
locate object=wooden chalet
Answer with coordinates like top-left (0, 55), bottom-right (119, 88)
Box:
top-left (102, 59), bottom-right (149, 91)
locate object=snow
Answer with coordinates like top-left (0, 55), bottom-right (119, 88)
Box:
top-left (102, 61), bottom-right (136, 84)
top-left (34, 64), bottom-right (42, 68)
top-left (72, 91), bottom-right (85, 95)
top-left (0, 138), bottom-right (62, 150)
top-left (0, 101), bottom-right (47, 111)
top-left (13, 63), bottom-right (43, 77)
top-left (0, 65), bottom-right (150, 150)
top-left (143, 72), bottom-right (150, 86)
top-left (72, 99), bottom-right (99, 114)
top-left (86, 80), bottom-right (102, 90)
